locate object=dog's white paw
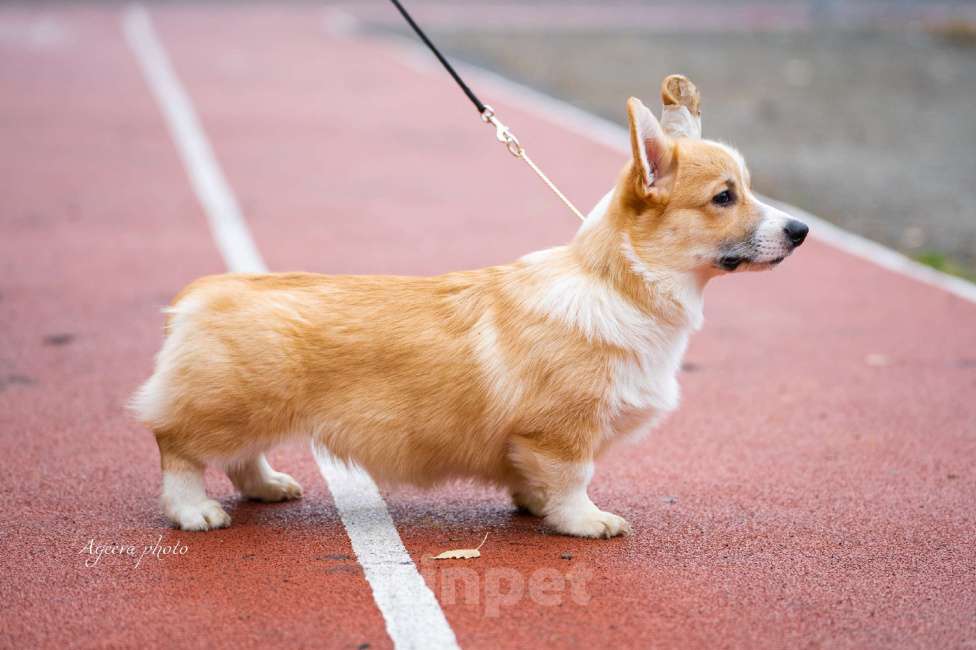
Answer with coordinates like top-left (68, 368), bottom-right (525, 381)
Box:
top-left (241, 471), bottom-right (303, 503)
top-left (547, 508), bottom-right (631, 539)
top-left (168, 499), bottom-right (231, 531)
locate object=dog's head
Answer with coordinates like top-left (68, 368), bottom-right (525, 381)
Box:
top-left (611, 75), bottom-right (807, 276)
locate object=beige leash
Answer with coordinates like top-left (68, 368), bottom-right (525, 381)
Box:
top-left (481, 106), bottom-right (587, 222)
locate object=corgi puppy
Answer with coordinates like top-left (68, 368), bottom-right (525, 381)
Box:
top-left (131, 75), bottom-right (807, 537)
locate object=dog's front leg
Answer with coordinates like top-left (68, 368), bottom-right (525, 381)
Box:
top-left (225, 454), bottom-right (303, 503)
top-left (509, 439), bottom-right (630, 538)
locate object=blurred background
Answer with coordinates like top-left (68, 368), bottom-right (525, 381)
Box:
top-left (325, 0), bottom-right (976, 280)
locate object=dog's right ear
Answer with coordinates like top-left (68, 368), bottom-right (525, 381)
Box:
top-left (660, 74), bottom-right (702, 139)
top-left (626, 97), bottom-right (673, 199)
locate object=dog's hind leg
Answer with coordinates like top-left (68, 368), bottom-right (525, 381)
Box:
top-left (225, 454), bottom-right (303, 503)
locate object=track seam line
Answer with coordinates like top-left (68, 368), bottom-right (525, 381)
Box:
top-left (122, 6), bottom-right (460, 649)
top-left (375, 27), bottom-right (976, 305)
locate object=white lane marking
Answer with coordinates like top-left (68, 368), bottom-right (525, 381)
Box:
top-left (390, 37), bottom-right (976, 305)
top-left (123, 4), bottom-right (266, 274)
top-left (123, 7), bottom-right (460, 649)
top-left (316, 455), bottom-right (460, 650)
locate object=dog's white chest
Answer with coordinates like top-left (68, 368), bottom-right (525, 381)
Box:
top-left (605, 332), bottom-right (688, 439)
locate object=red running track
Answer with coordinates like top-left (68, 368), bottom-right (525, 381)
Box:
top-left (1, 5), bottom-right (974, 649)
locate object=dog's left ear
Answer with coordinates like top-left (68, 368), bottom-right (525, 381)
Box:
top-left (659, 74), bottom-right (702, 139)
top-left (626, 97), bottom-right (674, 198)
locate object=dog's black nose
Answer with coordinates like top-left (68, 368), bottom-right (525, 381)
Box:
top-left (784, 220), bottom-right (809, 246)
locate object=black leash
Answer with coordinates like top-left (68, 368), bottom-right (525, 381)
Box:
top-left (387, 0), bottom-right (486, 115)
top-left (385, 0), bottom-right (586, 221)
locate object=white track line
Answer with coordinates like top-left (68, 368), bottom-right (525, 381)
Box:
top-left (388, 34), bottom-right (976, 305)
top-left (316, 456), bottom-right (460, 650)
top-left (122, 5), bottom-right (264, 275)
top-left (123, 6), bottom-right (460, 649)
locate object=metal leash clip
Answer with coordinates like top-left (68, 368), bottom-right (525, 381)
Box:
top-left (481, 105), bottom-right (523, 158)
top-left (388, 0), bottom-right (584, 221)
top-left (478, 105), bottom-right (585, 221)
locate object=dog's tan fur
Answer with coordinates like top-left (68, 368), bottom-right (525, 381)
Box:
top-left (132, 77), bottom-right (806, 536)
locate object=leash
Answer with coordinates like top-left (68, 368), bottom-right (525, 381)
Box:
top-left (386, 0), bottom-right (586, 222)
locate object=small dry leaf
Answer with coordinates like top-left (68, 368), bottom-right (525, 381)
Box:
top-left (431, 533), bottom-right (489, 560)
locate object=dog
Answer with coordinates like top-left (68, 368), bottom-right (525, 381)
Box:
top-left (131, 75), bottom-right (807, 537)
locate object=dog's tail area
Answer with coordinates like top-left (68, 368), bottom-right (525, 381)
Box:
top-left (127, 295), bottom-right (202, 428)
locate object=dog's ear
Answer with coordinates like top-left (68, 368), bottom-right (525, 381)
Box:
top-left (626, 97), bottom-right (674, 197)
top-left (659, 74), bottom-right (702, 139)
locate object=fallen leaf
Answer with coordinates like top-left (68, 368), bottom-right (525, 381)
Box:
top-left (432, 533), bottom-right (489, 560)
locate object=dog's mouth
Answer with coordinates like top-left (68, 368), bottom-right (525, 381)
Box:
top-left (716, 255), bottom-right (748, 271)
top-left (715, 253), bottom-right (787, 272)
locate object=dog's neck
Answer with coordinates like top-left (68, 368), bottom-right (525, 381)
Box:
top-left (569, 186), bottom-right (706, 332)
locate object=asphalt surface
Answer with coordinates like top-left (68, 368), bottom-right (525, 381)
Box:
top-left (1, 4), bottom-right (974, 649)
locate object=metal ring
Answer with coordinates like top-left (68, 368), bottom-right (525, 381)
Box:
top-left (504, 136), bottom-right (523, 157)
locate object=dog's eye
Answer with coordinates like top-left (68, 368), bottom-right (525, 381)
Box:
top-left (712, 190), bottom-right (735, 206)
